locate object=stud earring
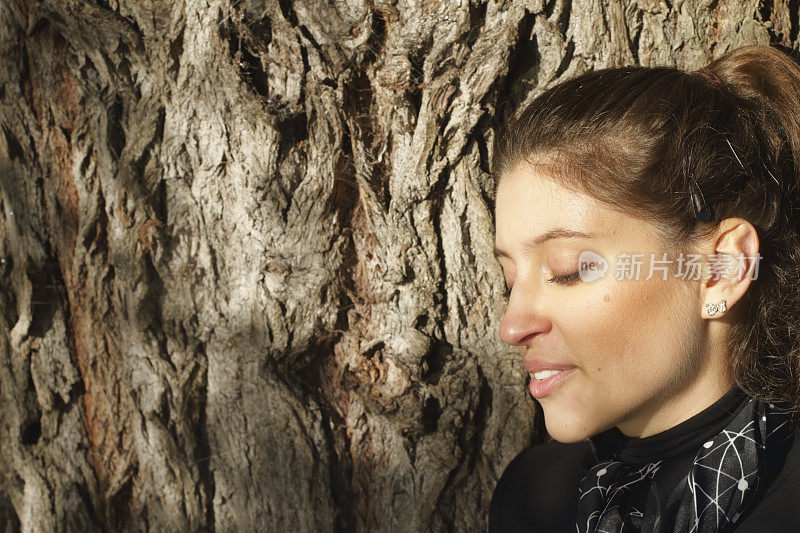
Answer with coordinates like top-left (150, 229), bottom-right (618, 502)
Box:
top-left (705, 299), bottom-right (727, 317)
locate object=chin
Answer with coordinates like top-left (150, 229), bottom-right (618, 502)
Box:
top-left (542, 410), bottom-right (598, 443)
top-left (546, 428), bottom-right (591, 443)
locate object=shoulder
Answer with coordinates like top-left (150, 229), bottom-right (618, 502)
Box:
top-left (489, 439), bottom-right (593, 533)
top-left (734, 425), bottom-right (800, 531)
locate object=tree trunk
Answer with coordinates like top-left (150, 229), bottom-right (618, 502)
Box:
top-left (0, 0), bottom-right (796, 531)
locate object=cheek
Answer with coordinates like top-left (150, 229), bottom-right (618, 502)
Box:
top-left (553, 283), bottom-right (632, 369)
top-left (558, 278), bottom-right (685, 374)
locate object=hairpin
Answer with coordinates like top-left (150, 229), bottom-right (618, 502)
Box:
top-left (689, 174), bottom-right (712, 222)
top-left (725, 136), bottom-right (782, 187)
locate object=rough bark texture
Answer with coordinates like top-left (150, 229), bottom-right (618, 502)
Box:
top-left (0, 0), bottom-right (797, 531)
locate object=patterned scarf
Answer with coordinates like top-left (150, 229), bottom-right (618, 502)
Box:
top-left (575, 395), bottom-right (795, 533)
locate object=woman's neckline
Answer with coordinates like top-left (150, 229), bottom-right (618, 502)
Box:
top-left (588, 384), bottom-right (752, 464)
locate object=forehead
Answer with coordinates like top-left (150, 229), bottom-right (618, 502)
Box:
top-left (494, 162), bottom-right (652, 251)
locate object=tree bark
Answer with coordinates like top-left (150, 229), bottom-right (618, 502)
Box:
top-left (0, 0), bottom-right (796, 531)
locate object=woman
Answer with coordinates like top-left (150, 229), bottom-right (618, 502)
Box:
top-left (488, 44), bottom-right (800, 532)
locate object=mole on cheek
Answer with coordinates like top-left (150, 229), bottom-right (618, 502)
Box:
top-left (603, 293), bottom-right (610, 302)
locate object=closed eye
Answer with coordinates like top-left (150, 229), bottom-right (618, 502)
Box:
top-left (548, 272), bottom-right (581, 285)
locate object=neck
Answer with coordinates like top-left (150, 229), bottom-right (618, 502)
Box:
top-left (616, 355), bottom-right (735, 438)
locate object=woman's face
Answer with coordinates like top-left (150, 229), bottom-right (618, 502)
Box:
top-left (494, 162), bottom-right (733, 442)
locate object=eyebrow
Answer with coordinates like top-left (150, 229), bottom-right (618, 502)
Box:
top-left (493, 228), bottom-right (600, 259)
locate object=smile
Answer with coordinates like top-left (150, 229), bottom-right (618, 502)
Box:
top-left (529, 367), bottom-right (577, 399)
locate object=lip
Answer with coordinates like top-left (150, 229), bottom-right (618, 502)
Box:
top-left (523, 358), bottom-right (577, 374)
top-left (524, 359), bottom-right (578, 399)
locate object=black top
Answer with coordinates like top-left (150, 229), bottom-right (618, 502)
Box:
top-left (488, 386), bottom-right (800, 532)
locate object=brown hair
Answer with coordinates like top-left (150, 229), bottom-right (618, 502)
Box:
top-left (492, 44), bottom-right (800, 421)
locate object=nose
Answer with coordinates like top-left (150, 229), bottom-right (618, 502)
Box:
top-left (499, 285), bottom-right (551, 347)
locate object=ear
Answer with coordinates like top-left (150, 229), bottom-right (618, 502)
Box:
top-left (698, 218), bottom-right (761, 319)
